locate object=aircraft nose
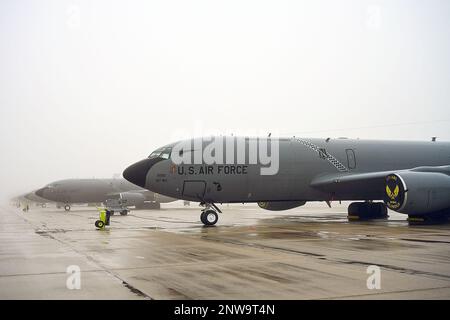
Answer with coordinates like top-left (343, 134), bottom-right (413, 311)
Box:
top-left (123, 158), bottom-right (160, 188)
top-left (35, 188), bottom-right (47, 198)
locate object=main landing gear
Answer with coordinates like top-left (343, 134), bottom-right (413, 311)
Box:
top-left (408, 212), bottom-right (450, 225)
top-left (108, 210), bottom-right (129, 216)
top-left (200, 203), bottom-right (221, 226)
top-left (348, 202), bottom-right (388, 220)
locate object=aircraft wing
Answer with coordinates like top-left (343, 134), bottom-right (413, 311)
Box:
top-left (106, 190), bottom-right (176, 203)
top-left (310, 165), bottom-right (450, 200)
top-left (310, 171), bottom-right (391, 199)
top-left (106, 189), bottom-right (153, 199)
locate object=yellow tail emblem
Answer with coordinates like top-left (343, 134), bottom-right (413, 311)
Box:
top-left (386, 185), bottom-right (399, 200)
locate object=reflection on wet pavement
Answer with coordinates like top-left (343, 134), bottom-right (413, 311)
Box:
top-left (1, 202), bottom-right (449, 299)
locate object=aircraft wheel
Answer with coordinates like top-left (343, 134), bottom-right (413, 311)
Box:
top-left (201, 210), bottom-right (218, 226)
top-left (200, 211), bottom-right (207, 224)
top-left (120, 210), bottom-right (128, 216)
top-left (64, 205), bottom-right (71, 212)
top-left (408, 213), bottom-right (449, 225)
top-left (95, 220), bottom-right (105, 229)
top-left (110, 211), bottom-right (115, 215)
top-left (373, 203), bottom-right (388, 216)
top-left (348, 202), bottom-right (388, 220)
top-left (347, 202), bottom-right (361, 215)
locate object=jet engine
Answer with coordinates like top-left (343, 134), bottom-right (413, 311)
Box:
top-left (384, 171), bottom-right (450, 215)
top-left (119, 192), bottom-right (146, 207)
top-left (258, 201), bottom-right (306, 211)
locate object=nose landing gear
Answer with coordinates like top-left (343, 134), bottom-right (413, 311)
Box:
top-left (200, 203), bottom-right (221, 226)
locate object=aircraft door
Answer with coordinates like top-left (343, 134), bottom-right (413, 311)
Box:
top-left (182, 180), bottom-right (206, 200)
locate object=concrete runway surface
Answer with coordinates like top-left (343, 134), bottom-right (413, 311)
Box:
top-left (1, 202), bottom-right (450, 299)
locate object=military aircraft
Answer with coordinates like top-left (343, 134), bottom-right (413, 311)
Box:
top-left (123, 136), bottom-right (450, 225)
top-left (35, 178), bottom-right (176, 212)
top-left (12, 192), bottom-right (49, 208)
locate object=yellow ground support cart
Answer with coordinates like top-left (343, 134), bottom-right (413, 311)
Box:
top-left (95, 208), bottom-right (111, 229)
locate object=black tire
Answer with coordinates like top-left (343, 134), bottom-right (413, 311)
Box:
top-left (373, 203), bottom-right (388, 217)
top-left (348, 202), bottom-right (361, 215)
top-left (202, 210), bottom-right (218, 226)
top-left (349, 202), bottom-right (388, 219)
top-left (409, 213), bottom-right (448, 225)
top-left (95, 220), bottom-right (105, 229)
top-left (200, 211), bottom-right (207, 224)
top-left (359, 202), bottom-right (371, 216)
top-left (64, 205), bottom-right (71, 212)
top-left (120, 210), bottom-right (128, 216)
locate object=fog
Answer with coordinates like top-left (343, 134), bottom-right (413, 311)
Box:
top-left (1, 0), bottom-right (449, 201)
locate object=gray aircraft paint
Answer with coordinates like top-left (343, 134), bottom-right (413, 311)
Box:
top-left (35, 178), bottom-right (175, 205)
top-left (12, 191), bottom-right (48, 205)
top-left (23, 192), bottom-right (48, 204)
top-left (124, 137), bottom-right (450, 209)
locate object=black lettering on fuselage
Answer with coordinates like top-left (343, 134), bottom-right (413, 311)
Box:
top-left (177, 165), bottom-right (249, 175)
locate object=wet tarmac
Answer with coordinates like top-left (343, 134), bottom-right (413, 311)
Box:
top-left (1, 202), bottom-right (450, 299)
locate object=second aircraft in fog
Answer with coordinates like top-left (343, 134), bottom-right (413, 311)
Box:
top-left (35, 178), bottom-right (175, 212)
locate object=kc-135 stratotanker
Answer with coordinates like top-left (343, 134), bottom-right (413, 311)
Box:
top-left (123, 137), bottom-right (450, 225)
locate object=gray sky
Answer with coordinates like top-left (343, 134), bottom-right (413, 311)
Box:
top-left (1, 0), bottom-right (450, 200)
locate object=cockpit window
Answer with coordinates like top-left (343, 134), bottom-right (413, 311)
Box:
top-left (148, 147), bottom-right (172, 159)
top-left (160, 148), bottom-right (171, 159)
top-left (148, 150), bottom-right (162, 159)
